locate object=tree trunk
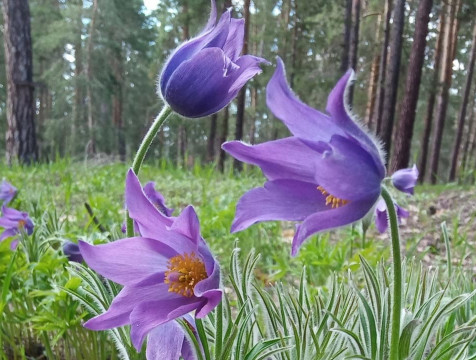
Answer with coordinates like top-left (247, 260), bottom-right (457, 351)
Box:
top-left (341, 0), bottom-right (352, 73)
top-left (390, 0), bottom-right (433, 173)
top-left (373, 0), bottom-right (392, 135)
top-left (290, 0), bottom-right (300, 87)
top-left (429, 0), bottom-right (459, 184)
top-left (461, 92), bottom-right (476, 173)
top-left (347, 0), bottom-right (360, 105)
top-left (233, 0), bottom-right (250, 172)
top-left (249, 86), bottom-right (257, 144)
top-left (71, 0), bottom-right (83, 156)
top-left (418, 8), bottom-right (446, 183)
top-left (86, 0), bottom-right (98, 155)
top-left (218, 106), bottom-right (229, 173)
top-left (112, 43), bottom-right (125, 161)
top-left (207, 114), bottom-right (218, 162)
top-left (365, 13), bottom-right (382, 129)
top-left (448, 21), bottom-right (476, 181)
top-left (378, 0), bottom-right (406, 160)
top-left (2, 0), bottom-right (38, 164)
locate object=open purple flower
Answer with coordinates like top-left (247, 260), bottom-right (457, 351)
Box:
top-left (0, 180), bottom-right (17, 205)
top-left (79, 169), bottom-right (221, 351)
top-left (0, 206), bottom-right (34, 249)
top-left (147, 315), bottom-right (201, 360)
top-left (63, 241), bottom-right (84, 263)
top-left (223, 58), bottom-right (387, 256)
top-left (392, 165), bottom-right (418, 195)
top-left (159, 0), bottom-right (269, 118)
top-left (374, 199), bottom-right (409, 234)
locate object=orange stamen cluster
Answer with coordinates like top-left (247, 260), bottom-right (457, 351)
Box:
top-left (317, 186), bottom-right (349, 208)
top-left (18, 219), bottom-right (26, 228)
top-left (164, 252), bottom-right (207, 298)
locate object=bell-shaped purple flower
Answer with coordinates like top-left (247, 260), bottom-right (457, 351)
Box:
top-left (158, 0), bottom-right (269, 118)
top-left (223, 58), bottom-right (386, 256)
top-left (63, 241), bottom-right (84, 263)
top-left (79, 169), bottom-right (222, 352)
top-left (0, 206), bottom-right (34, 249)
top-left (374, 199), bottom-right (409, 234)
top-left (0, 180), bottom-right (17, 205)
top-left (147, 315), bottom-right (201, 360)
top-left (391, 165), bottom-right (418, 195)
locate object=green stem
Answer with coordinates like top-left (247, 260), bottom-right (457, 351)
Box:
top-left (126, 105), bottom-right (172, 237)
top-left (381, 186), bottom-right (402, 360)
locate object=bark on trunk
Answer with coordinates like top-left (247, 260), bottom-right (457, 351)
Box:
top-left (390, 0), bottom-right (433, 173)
top-left (71, 0), bottom-right (83, 155)
top-left (249, 86), bottom-right (257, 144)
top-left (348, 0), bottom-right (361, 105)
top-left (86, 0), bottom-right (98, 155)
top-left (341, 0), bottom-right (353, 73)
top-left (112, 45), bottom-right (125, 161)
top-left (373, 0), bottom-right (392, 135)
top-left (207, 114), bottom-right (218, 162)
top-left (461, 93), bottom-right (476, 173)
top-left (365, 13), bottom-right (382, 130)
top-left (218, 106), bottom-right (229, 173)
top-left (429, 0), bottom-right (459, 183)
top-left (233, 0), bottom-right (250, 172)
top-left (379, 0), bottom-right (406, 160)
top-left (2, 0), bottom-right (38, 164)
top-left (448, 21), bottom-right (476, 181)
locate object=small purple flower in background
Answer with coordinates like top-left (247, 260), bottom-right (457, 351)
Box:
top-left (374, 199), bottom-right (409, 234)
top-left (79, 169), bottom-right (221, 352)
top-left (0, 206), bottom-right (34, 249)
top-left (0, 180), bottom-right (17, 205)
top-left (147, 315), bottom-right (201, 360)
top-left (63, 241), bottom-right (83, 263)
top-left (392, 165), bottom-right (418, 195)
top-left (223, 57), bottom-right (386, 256)
top-left (159, 0), bottom-right (269, 118)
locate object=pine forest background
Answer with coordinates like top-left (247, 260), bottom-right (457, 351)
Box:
top-left (1, 0), bottom-right (476, 184)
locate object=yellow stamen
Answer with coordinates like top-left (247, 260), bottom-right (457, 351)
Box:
top-left (164, 252), bottom-right (207, 298)
top-left (317, 186), bottom-right (349, 209)
top-left (18, 219), bottom-right (26, 228)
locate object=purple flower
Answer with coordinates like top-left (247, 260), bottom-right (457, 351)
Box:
top-left (375, 199), bottom-right (409, 234)
top-left (147, 315), bottom-right (201, 360)
top-left (79, 169), bottom-right (222, 351)
top-left (63, 241), bottom-right (83, 263)
top-left (223, 58), bottom-right (386, 256)
top-left (0, 206), bottom-right (34, 249)
top-left (392, 165), bottom-right (418, 195)
top-left (121, 181), bottom-right (174, 233)
top-left (159, 0), bottom-right (269, 118)
top-left (0, 180), bottom-right (17, 205)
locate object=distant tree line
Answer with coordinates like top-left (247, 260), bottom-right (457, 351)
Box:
top-left (1, 0), bottom-right (476, 183)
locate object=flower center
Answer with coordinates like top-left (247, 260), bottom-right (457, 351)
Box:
top-left (18, 219), bottom-right (26, 228)
top-left (164, 252), bottom-right (207, 298)
top-left (317, 186), bottom-right (349, 208)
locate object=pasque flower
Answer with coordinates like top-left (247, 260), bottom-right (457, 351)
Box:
top-left (147, 315), bottom-right (201, 360)
top-left (223, 58), bottom-right (387, 256)
top-left (0, 180), bottom-right (17, 205)
top-left (63, 241), bottom-right (84, 263)
top-left (375, 199), bottom-right (409, 234)
top-left (79, 169), bottom-right (221, 351)
top-left (391, 164), bottom-right (418, 195)
top-left (159, 0), bottom-right (269, 118)
top-left (0, 206), bottom-right (34, 249)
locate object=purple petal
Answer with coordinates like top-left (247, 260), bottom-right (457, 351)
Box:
top-left (168, 206), bottom-right (201, 246)
top-left (163, 48), bottom-right (266, 118)
top-left (374, 199), bottom-right (409, 234)
top-left (0, 228), bottom-right (17, 242)
top-left (146, 322), bottom-right (185, 360)
top-left (231, 180), bottom-right (328, 232)
top-left (292, 193), bottom-right (379, 256)
top-left (84, 273), bottom-right (170, 331)
top-left (78, 238), bottom-right (175, 286)
top-left (312, 135), bottom-right (383, 201)
top-left (0, 180), bottom-right (17, 205)
top-left (397, 204), bottom-right (409, 219)
top-left (266, 57), bottom-right (343, 142)
top-left (130, 298), bottom-right (202, 351)
top-left (193, 259), bottom-right (222, 318)
top-left (325, 70), bottom-right (386, 178)
top-left (63, 241), bottom-right (83, 263)
top-left (125, 169), bottom-right (173, 234)
top-left (159, 10), bottom-right (231, 95)
top-left (10, 238), bottom-right (19, 250)
top-left (223, 18), bottom-right (244, 60)
top-left (222, 138), bottom-right (317, 183)
top-left (143, 182), bottom-right (174, 217)
top-left (391, 165), bottom-right (419, 195)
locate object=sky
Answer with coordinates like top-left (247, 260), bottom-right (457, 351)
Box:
top-left (143, 0), bottom-right (160, 12)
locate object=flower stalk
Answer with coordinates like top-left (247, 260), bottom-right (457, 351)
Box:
top-left (126, 105), bottom-right (172, 237)
top-left (380, 185), bottom-right (402, 360)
